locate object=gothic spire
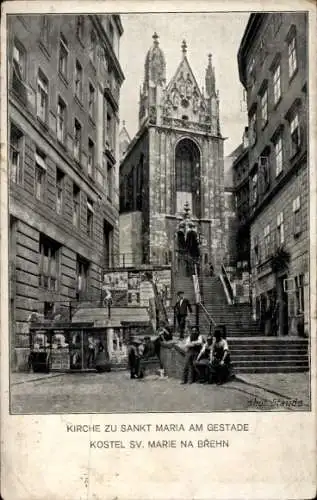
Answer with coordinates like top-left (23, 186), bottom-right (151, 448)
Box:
top-left (205, 53), bottom-right (216, 97)
top-left (181, 40), bottom-right (187, 58)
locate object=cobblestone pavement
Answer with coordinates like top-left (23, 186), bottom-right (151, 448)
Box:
top-left (10, 371), bottom-right (310, 414)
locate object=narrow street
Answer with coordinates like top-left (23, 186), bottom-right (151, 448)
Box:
top-left (10, 371), bottom-right (309, 414)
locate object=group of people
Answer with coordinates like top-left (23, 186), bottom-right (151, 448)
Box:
top-left (127, 322), bottom-right (173, 379)
top-left (127, 320), bottom-right (232, 386)
top-left (182, 324), bottom-right (232, 385)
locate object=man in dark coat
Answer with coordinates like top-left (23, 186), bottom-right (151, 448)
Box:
top-left (174, 291), bottom-right (192, 339)
top-left (127, 336), bottom-right (143, 379)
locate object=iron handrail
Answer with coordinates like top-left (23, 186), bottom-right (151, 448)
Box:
top-left (221, 263), bottom-right (235, 304)
top-left (198, 302), bottom-right (216, 337)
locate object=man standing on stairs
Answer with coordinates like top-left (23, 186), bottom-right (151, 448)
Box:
top-left (174, 291), bottom-right (192, 340)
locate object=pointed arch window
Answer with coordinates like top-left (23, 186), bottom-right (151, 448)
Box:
top-left (175, 139), bottom-right (200, 218)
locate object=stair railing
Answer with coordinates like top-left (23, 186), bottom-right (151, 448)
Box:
top-left (199, 302), bottom-right (216, 336)
top-left (220, 264), bottom-right (235, 305)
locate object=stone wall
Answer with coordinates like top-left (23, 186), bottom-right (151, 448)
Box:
top-left (8, 15), bottom-right (122, 370)
top-left (160, 342), bottom-right (186, 379)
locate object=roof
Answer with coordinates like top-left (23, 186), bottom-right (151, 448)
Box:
top-left (237, 14), bottom-right (266, 86)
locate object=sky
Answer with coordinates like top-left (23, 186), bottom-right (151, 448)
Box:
top-left (119, 13), bottom-right (249, 157)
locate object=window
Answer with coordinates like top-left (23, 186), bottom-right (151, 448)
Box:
top-left (35, 150), bottom-right (46, 201)
top-left (263, 224), bottom-right (271, 259)
top-left (73, 184), bottom-right (80, 228)
top-left (248, 57), bottom-right (256, 89)
top-left (58, 35), bottom-right (68, 78)
top-left (37, 70), bottom-right (48, 123)
top-left (273, 63), bottom-right (281, 105)
top-left (276, 212), bottom-right (285, 246)
top-left (10, 124), bottom-right (23, 184)
top-left (96, 170), bottom-right (103, 186)
top-left (88, 83), bottom-right (95, 120)
top-left (274, 134), bottom-right (283, 177)
top-left (253, 235), bottom-right (260, 266)
top-left (259, 156), bottom-right (270, 193)
top-left (273, 13), bottom-right (282, 34)
top-left (39, 235), bottom-right (60, 291)
top-left (249, 110), bottom-right (257, 147)
top-left (288, 31), bottom-right (297, 79)
top-left (56, 168), bottom-right (64, 214)
top-left (290, 113), bottom-right (301, 156)
top-left (12, 39), bottom-right (26, 80)
top-left (87, 199), bottom-right (94, 238)
top-left (107, 162), bottom-right (113, 201)
top-left (260, 88), bottom-right (268, 127)
top-left (74, 119), bottom-right (81, 161)
top-left (76, 16), bottom-right (84, 41)
top-left (76, 257), bottom-right (89, 297)
top-left (75, 60), bottom-right (83, 101)
top-left (88, 139), bottom-right (94, 177)
top-left (106, 112), bottom-right (114, 150)
top-left (293, 195), bottom-right (302, 236)
top-left (250, 172), bottom-right (258, 207)
top-left (89, 31), bottom-right (97, 63)
top-left (57, 97), bottom-right (66, 143)
top-left (40, 16), bottom-right (50, 48)
top-left (108, 20), bottom-right (114, 45)
top-left (295, 274), bottom-right (305, 314)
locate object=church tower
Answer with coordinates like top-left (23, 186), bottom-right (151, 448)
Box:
top-left (139, 32), bottom-right (166, 127)
top-left (119, 36), bottom-right (226, 272)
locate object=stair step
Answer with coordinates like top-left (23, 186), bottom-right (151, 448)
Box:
top-left (236, 366), bottom-right (308, 374)
top-left (232, 354), bottom-right (308, 361)
top-left (233, 359), bottom-right (308, 367)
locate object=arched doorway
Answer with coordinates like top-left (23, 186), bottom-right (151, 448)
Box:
top-left (175, 139), bottom-right (201, 219)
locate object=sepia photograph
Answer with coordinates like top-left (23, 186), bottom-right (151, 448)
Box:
top-left (6, 10), bottom-right (311, 415)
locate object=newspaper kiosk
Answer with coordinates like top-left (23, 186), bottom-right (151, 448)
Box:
top-left (29, 322), bottom-right (134, 372)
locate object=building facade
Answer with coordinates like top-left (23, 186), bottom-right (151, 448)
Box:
top-left (119, 35), bottom-right (225, 272)
top-left (238, 13), bottom-right (308, 336)
top-left (232, 128), bottom-right (250, 268)
top-left (8, 14), bottom-right (124, 369)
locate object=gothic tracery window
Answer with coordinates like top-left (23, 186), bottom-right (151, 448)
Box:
top-left (175, 139), bottom-right (200, 218)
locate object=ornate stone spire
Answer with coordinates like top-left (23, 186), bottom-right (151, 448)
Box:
top-left (205, 53), bottom-right (216, 97)
top-left (181, 40), bottom-right (187, 58)
top-left (153, 32), bottom-right (159, 47)
top-left (143, 32), bottom-right (166, 87)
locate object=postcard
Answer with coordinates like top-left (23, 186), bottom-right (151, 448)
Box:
top-left (1, 1), bottom-right (316, 499)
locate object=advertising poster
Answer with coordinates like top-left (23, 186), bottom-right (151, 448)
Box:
top-left (103, 271), bottom-right (128, 306)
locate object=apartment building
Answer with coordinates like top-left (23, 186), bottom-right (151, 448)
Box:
top-left (238, 13), bottom-right (308, 336)
top-left (232, 128), bottom-right (250, 268)
top-left (8, 14), bottom-right (124, 369)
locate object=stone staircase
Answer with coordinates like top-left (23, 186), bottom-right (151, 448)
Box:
top-left (199, 275), bottom-right (262, 337)
top-left (229, 337), bottom-right (309, 373)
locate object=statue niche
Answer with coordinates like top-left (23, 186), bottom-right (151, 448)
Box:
top-left (185, 74), bottom-right (192, 99)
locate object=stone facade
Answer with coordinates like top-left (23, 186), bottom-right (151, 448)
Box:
top-left (120, 35), bottom-right (225, 272)
top-left (8, 15), bottom-right (124, 369)
top-left (232, 132), bottom-right (250, 267)
top-left (238, 13), bottom-right (309, 336)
